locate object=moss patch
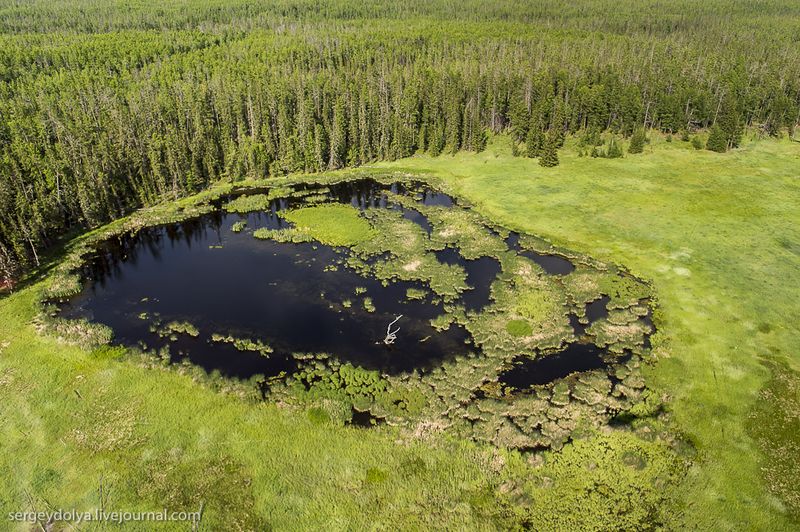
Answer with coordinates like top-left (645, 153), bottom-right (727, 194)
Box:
top-left (506, 319), bottom-right (532, 337)
top-left (747, 358), bottom-right (800, 521)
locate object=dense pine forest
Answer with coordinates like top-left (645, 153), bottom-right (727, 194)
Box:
top-left (1, 0), bottom-right (799, 279)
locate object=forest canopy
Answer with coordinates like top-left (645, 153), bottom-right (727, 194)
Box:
top-left (1, 0), bottom-right (799, 278)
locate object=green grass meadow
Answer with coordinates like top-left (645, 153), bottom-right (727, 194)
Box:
top-left (378, 132), bottom-right (800, 529)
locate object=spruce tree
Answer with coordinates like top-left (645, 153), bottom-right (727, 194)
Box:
top-left (717, 93), bottom-right (743, 149)
top-left (525, 117), bottom-right (544, 158)
top-left (0, 243), bottom-right (19, 287)
top-left (539, 132), bottom-right (560, 167)
top-left (706, 125), bottom-right (727, 152)
top-left (313, 123), bottom-right (328, 171)
top-left (580, 126), bottom-right (602, 148)
top-left (428, 123), bottom-right (445, 156)
top-left (328, 98), bottom-right (347, 169)
top-left (628, 128), bottom-right (646, 154)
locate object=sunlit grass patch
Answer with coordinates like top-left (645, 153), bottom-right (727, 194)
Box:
top-left (506, 319), bottom-right (532, 337)
top-left (225, 194), bottom-right (271, 213)
top-left (283, 204), bottom-right (375, 246)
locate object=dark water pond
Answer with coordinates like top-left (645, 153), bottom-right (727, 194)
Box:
top-left (499, 342), bottom-right (630, 389)
top-left (56, 179), bottom-right (590, 385)
top-left (61, 219), bottom-right (473, 378)
top-left (434, 247), bottom-right (501, 312)
top-left (569, 295), bottom-right (610, 337)
top-left (505, 232), bottom-right (575, 275)
top-left (58, 180), bottom-right (484, 380)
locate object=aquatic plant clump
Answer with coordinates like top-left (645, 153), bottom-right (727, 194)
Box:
top-left (253, 227), bottom-right (313, 243)
top-left (156, 320), bottom-right (200, 338)
top-left (50, 176), bottom-right (659, 451)
top-left (211, 333), bottom-right (273, 356)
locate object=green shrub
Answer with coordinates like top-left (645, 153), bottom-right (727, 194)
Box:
top-left (628, 129), bottom-right (646, 154)
top-left (706, 125), bottom-right (728, 152)
top-left (506, 319), bottom-right (533, 337)
top-left (606, 138), bottom-right (624, 158)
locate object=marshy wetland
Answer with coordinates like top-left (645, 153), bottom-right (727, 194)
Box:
top-left (46, 177), bottom-right (656, 450)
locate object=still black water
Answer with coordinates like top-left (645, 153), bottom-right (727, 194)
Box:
top-left (500, 343), bottom-right (611, 388)
top-left (57, 180), bottom-right (583, 383)
top-left (61, 213), bottom-right (477, 378)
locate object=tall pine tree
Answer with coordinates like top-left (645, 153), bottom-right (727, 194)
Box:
top-left (539, 131), bottom-right (560, 167)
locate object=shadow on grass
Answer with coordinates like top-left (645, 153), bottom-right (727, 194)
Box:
top-left (0, 226), bottom-right (87, 300)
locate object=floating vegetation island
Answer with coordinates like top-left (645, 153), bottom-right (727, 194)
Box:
top-left (45, 176), bottom-right (656, 451)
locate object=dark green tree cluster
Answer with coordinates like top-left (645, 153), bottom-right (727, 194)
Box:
top-left (706, 126), bottom-right (728, 153)
top-left (1, 0), bottom-right (799, 277)
top-left (589, 137), bottom-right (624, 159)
top-left (706, 94), bottom-right (745, 152)
top-left (628, 129), bottom-right (647, 154)
top-left (539, 133), bottom-right (560, 167)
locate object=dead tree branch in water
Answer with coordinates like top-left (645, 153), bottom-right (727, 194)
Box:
top-left (383, 315), bottom-right (403, 345)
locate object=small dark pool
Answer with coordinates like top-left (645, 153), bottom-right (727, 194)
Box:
top-left (570, 295), bottom-right (610, 336)
top-left (505, 232), bottom-right (575, 275)
top-left (499, 343), bottom-right (609, 388)
top-left (419, 190), bottom-right (455, 207)
top-left (348, 407), bottom-right (386, 427)
top-left (434, 247), bottom-right (501, 312)
top-left (400, 207), bottom-right (433, 234)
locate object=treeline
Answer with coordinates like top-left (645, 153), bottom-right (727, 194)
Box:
top-left (1, 0), bottom-right (800, 280)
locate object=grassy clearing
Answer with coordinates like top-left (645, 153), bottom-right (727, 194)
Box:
top-left (376, 132), bottom-right (800, 529)
top-left (282, 204), bottom-right (375, 247)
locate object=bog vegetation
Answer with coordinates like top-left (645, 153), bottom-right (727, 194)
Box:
top-left (46, 177), bottom-right (657, 453)
top-left (1, 0), bottom-right (800, 279)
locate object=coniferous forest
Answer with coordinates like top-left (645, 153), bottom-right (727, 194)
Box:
top-left (1, 0), bottom-right (799, 278)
